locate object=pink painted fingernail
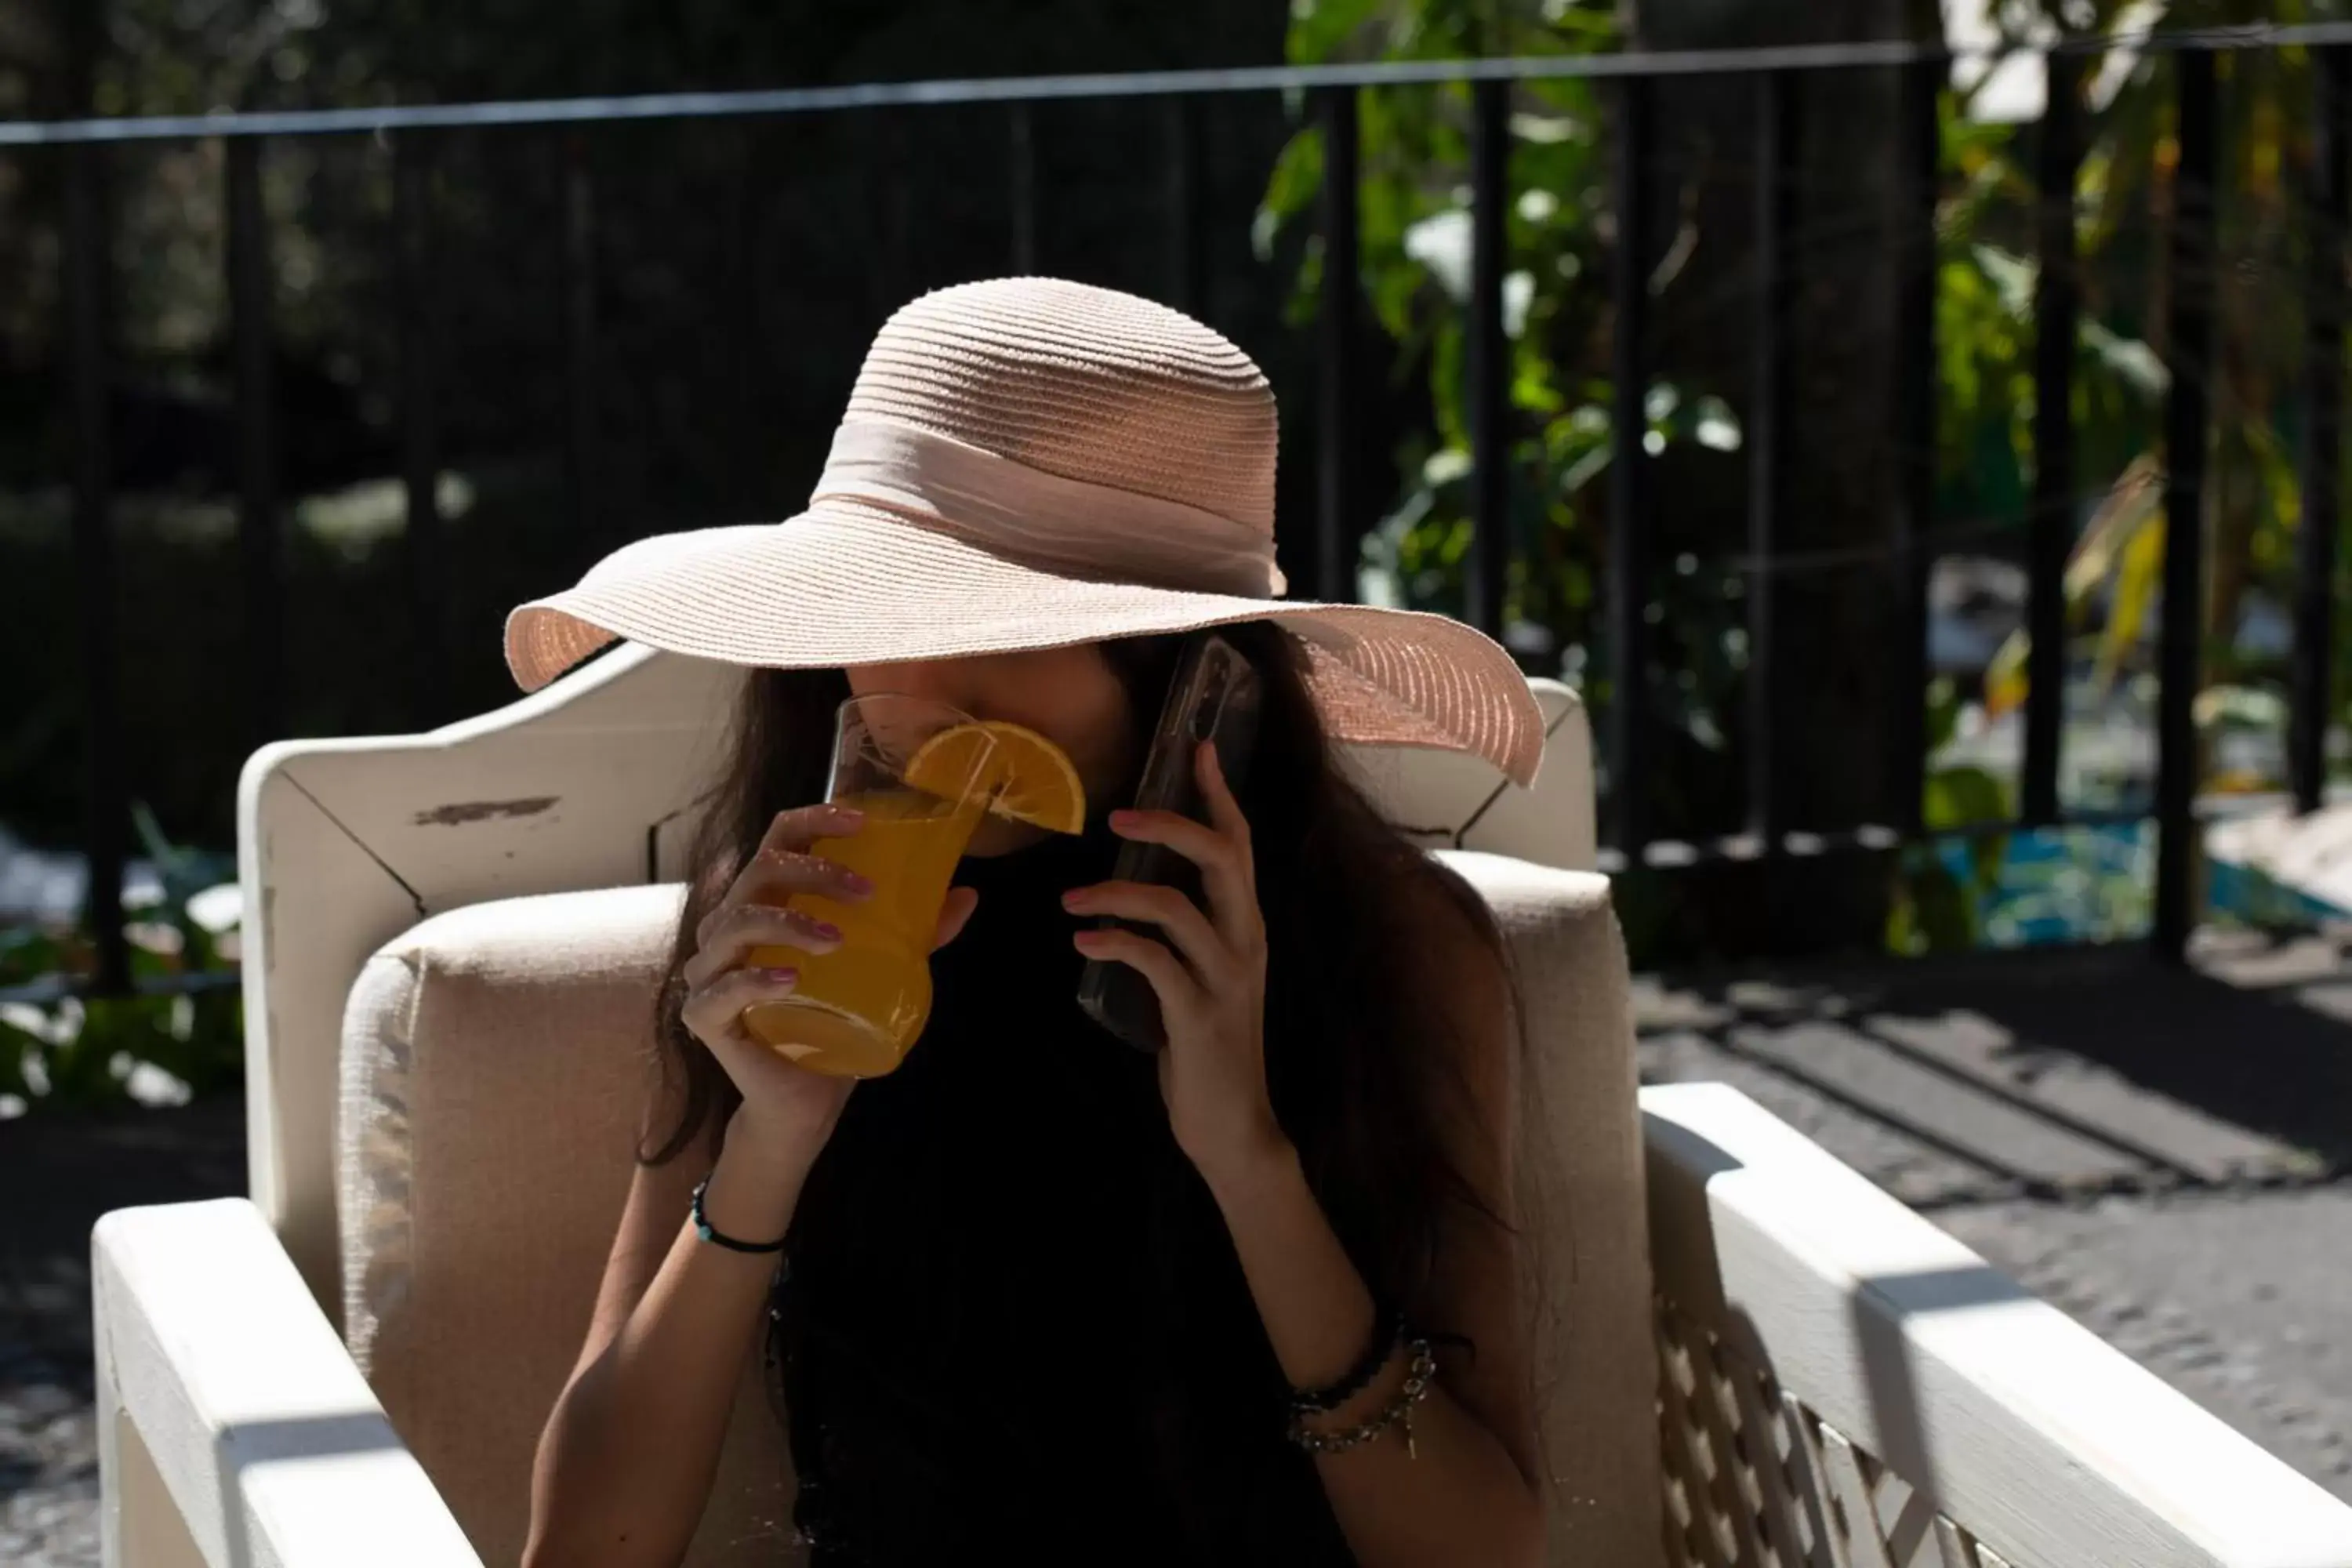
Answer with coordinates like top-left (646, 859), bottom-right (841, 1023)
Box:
top-left (761, 967), bottom-right (799, 983)
top-left (841, 870), bottom-right (874, 895)
top-left (1060, 891), bottom-right (1090, 910)
top-left (808, 920), bottom-right (843, 941)
top-left (829, 804), bottom-right (865, 826)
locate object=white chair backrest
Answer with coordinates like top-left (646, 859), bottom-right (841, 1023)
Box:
top-left (238, 641), bottom-right (1594, 1312)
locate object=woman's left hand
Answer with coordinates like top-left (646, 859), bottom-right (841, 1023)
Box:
top-left (1064, 740), bottom-right (1285, 1184)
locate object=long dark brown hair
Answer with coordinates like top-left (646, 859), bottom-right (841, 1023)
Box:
top-left (645, 619), bottom-right (1515, 1322)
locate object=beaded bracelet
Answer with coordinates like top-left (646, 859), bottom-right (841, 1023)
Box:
top-left (1289, 1302), bottom-right (1403, 1415)
top-left (691, 1178), bottom-right (789, 1254)
top-left (1287, 1338), bottom-right (1438, 1459)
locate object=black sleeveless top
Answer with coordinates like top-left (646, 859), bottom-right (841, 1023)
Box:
top-left (769, 825), bottom-right (1356, 1564)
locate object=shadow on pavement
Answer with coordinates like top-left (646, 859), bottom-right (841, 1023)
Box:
top-left (1816, 944), bottom-right (2352, 1173)
top-left (1642, 936), bottom-right (2352, 1202)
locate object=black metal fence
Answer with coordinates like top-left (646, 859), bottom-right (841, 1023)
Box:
top-left (10, 24), bottom-right (2352, 994)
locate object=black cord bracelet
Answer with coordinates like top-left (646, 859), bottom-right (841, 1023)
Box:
top-left (1290, 1301), bottom-right (1403, 1414)
top-left (691, 1178), bottom-right (789, 1254)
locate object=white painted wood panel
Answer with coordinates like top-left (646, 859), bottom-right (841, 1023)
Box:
top-left (93, 1200), bottom-right (480, 1567)
top-left (1642, 1082), bottom-right (2352, 1568)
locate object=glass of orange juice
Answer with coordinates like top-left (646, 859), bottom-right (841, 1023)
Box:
top-left (742, 695), bottom-right (1001, 1079)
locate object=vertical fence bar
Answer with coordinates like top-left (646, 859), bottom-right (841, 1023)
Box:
top-left (1610, 75), bottom-right (1654, 855)
top-left (867, 111), bottom-right (912, 321)
top-left (1468, 79), bottom-right (1512, 642)
top-left (1165, 96), bottom-right (1203, 316)
top-left (64, 143), bottom-right (130, 996)
top-left (1009, 104), bottom-right (1038, 273)
top-left (2024, 49), bottom-right (2082, 827)
top-left (1747, 72), bottom-right (1794, 844)
top-left (2155, 49), bottom-right (2218, 964)
top-left (1887, 56), bottom-right (1940, 840)
top-left (715, 128), bottom-right (753, 512)
top-left (2294, 45), bottom-right (2350, 816)
top-left (394, 134), bottom-right (445, 725)
top-left (561, 134), bottom-right (599, 544)
top-left (227, 135), bottom-right (285, 750)
top-left (722, 126), bottom-right (763, 516)
top-left (1317, 86), bottom-right (1363, 605)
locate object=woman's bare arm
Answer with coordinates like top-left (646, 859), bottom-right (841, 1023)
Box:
top-left (526, 806), bottom-right (962, 1566)
top-left (1075, 745), bottom-right (1544, 1566)
top-left (1202, 906), bottom-right (1543, 1568)
top-left (521, 1114), bottom-right (815, 1568)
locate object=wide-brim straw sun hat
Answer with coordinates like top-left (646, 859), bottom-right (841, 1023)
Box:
top-left (506, 276), bottom-right (1545, 786)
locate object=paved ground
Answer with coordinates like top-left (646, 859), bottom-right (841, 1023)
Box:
top-left (1, 1096), bottom-right (245, 1566)
top-left (1639, 927), bottom-right (2352, 1503)
top-left (5, 931), bottom-right (2350, 1562)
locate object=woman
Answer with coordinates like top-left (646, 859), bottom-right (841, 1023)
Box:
top-left (515, 278), bottom-right (1552, 1567)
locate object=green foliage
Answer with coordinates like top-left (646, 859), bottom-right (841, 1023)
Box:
top-left (2, 993), bottom-right (236, 1109)
top-left (1886, 677), bottom-right (2157, 953)
top-left (1263, 0), bottom-right (1761, 795)
top-left (1, 804), bottom-right (241, 1113)
top-left (1272, 0), bottom-right (2352, 959)
top-left (1888, 680), bottom-right (2015, 954)
top-left (1954, 2), bottom-right (2348, 789)
top-left (1261, 0), bottom-right (1617, 622)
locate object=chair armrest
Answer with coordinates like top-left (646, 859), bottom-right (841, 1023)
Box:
top-left (1640, 1081), bottom-right (2352, 1568)
top-left (93, 1198), bottom-right (481, 1568)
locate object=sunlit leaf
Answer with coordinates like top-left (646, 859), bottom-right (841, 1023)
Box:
top-left (1925, 763), bottom-right (2012, 832)
top-left (2100, 495), bottom-right (2166, 689)
top-left (1984, 630), bottom-right (2029, 721)
top-left (1284, 0), bottom-right (1386, 64)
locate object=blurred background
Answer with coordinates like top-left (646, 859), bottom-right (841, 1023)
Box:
top-left (9, 0), bottom-right (2350, 1114)
top-left (10, 4), bottom-right (2352, 1562)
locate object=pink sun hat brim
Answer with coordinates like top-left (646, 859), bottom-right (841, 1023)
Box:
top-left (503, 278), bottom-right (1547, 788)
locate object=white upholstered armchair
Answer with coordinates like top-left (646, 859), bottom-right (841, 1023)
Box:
top-left (92, 645), bottom-right (2352, 1567)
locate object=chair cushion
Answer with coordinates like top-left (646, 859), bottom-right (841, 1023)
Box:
top-left (1447, 853), bottom-right (1664, 1568)
top-left (339, 884), bottom-right (793, 1567)
top-left (339, 858), bottom-right (1660, 1567)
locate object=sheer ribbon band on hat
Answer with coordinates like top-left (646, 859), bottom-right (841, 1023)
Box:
top-left (503, 279), bottom-right (1548, 789)
top-left (810, 419), bottom-right (1289, 600)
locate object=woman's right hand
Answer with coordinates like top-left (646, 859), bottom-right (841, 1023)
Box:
top-left (678, 803), bottom-right (979, 1160)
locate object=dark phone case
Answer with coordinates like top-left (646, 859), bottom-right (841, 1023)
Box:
top-left (1076, 633), bottom-right (1263, 1051)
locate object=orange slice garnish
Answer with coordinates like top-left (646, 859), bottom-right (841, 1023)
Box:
top-left (903, 720), bottom-right (1087, 836)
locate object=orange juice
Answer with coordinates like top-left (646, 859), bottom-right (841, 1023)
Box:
top-left (742, 788), bottom-right (986, 1077)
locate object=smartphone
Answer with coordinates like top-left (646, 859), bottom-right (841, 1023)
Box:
top-left (1077, 631), bottom-right (1263, 1051)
